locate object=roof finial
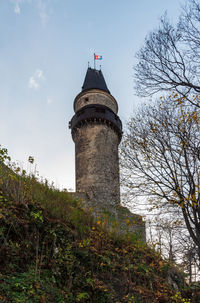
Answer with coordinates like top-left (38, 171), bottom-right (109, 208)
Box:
top-left (94, 53), bottom-right (96, 70)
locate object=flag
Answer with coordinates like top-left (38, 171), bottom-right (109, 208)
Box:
top-left (94, 54), bottom-right (102, 60)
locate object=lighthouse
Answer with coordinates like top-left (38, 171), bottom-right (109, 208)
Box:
top-left (69, 67), bottom-right (122, 205)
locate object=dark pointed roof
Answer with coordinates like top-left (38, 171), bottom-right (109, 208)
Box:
top-left (82, 68), bottom-right (110, 94)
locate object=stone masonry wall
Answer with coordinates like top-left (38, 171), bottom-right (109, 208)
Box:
top-left (74, 90), bottom-right (118, 114)
top-left (73, 123), bottom-right (120, 205)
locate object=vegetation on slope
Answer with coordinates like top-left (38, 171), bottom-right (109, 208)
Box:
top-left (0, 147), bottom-right (196, 302)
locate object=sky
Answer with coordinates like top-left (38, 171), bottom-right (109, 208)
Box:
top-left (0, 0), bottom-right (182, 191)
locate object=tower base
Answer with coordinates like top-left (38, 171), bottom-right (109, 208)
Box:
top-left (69, 192), bottom-right (146, 241)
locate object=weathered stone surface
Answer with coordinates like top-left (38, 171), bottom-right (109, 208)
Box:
top-left (73, 123), bottom-right (120, 205)
top-left (74, 89), bottom-right (118, 114)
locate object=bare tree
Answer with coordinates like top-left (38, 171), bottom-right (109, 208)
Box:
top-left (147, 212), bottom-right (200, 281)
top-left (120, 97), bottom-right (200, 264)
top-left (134, 0), bottom-right (200, 107)
top-left (178, 233), bottom-right (200, 282)
top-left (152, 217), bottom-right (179, 262)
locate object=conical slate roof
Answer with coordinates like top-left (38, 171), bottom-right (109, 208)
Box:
top-left (82, 68), bottom-right (110, 94)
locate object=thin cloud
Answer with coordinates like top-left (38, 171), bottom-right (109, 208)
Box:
top-left (47, 97), bottom-right (53, 105)
top-left (28, 69), bottom-right (45, 90)
top-left (11, 0), bottom-right (49, 24)
top-left (14, 3), bottom-right (21, 14)
top-left (11, 0), bottom-right (23, 14)
top-left (29, 77), bottom-right (39, 89)
top-left (36, 69), bottom-right (45, 80)
top-left (37, 0), bottom-right (48, 25)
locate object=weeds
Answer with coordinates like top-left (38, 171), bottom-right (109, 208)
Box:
top-left (0, 145), bottom-right (198, 302)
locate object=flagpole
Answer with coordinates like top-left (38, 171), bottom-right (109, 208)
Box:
top-left (94, 53), bottom-right (96, 70)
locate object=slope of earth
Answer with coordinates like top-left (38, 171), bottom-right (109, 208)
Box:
top-left (0, 147), bottom-right (192, 303)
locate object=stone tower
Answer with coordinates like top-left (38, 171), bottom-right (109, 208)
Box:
top-left (69, 67), bottom-right (122, 205)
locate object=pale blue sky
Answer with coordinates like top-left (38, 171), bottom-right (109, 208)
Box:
top-left (0, 0), bottom-right (181, 190)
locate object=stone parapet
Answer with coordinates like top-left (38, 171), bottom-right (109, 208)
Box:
top-left (74, 89), bottom-right (118, 114)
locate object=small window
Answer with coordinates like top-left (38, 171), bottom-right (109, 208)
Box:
top-left (85, 97), bottom-right (89, 102)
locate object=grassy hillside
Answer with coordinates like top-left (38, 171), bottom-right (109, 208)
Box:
top-left (0, 147), bottom-right (196, 303)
